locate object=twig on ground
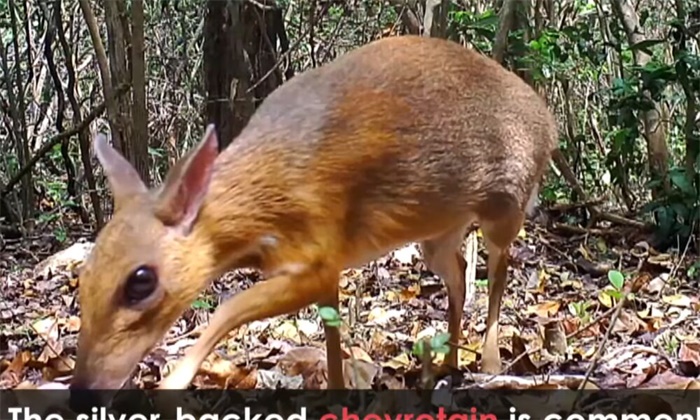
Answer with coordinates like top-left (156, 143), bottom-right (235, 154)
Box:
top-left (566, 303), bottom-right (617, 340)
top-left (571, 291), bottom-right (628, 409)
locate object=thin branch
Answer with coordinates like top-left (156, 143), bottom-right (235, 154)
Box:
top-left (1, 83), bottom-right (130, 198)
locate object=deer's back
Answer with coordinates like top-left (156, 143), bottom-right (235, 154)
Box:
top-left (215, 36), bottom-right (558, 261)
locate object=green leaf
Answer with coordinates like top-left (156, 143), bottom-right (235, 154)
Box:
top-left (192, 299), bottom-right (213, 310)
top-left (608, 270), bottom-right (625, 290)
top-left (433, 345), bottom-right (450, 355)
top-left (607, 289), bottom-right (624, 300)
top-left (318, 306), bottom-right (340, 325)
top-left (412, 340), bottom-right (425, 357)
top-left (670, 170), bottom-right (696, 196)
top-left (430, 332), bottom-right (451, 350)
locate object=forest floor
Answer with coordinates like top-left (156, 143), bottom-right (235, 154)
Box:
top-left (1, 208), bottom-right (699, 395)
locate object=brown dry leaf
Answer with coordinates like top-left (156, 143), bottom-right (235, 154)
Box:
top-left (678, 340), bottom-right (700, 377)
top-left (42, 362), bottom-right (74, 382)
top-left (45, 355), bottom-right (74, 377)
top-left (344, 346), bottom-right (373, 364)
top-left (639, 370), bottom-right (700, 389)
top-left (399, 284), bottom-right (420, 302)
top-left (627, 363), bottom-right (660, 388)
top-left (610, 309), bottom-right (646, 335)
top-left (15, 381), bottom-right (40, 389)
top-left (543, 320), bottom-right (567, 356)
top-left (629, 272), bottom-right (652, 293)
top-left (199, 353), bottom-right (237, 378)
top-left (196, 353), bottom-right (255, 388)
top-left (511, 333), bottom-right (538, 375)
top-left (383, 353), bottom-right (411, 370)
top-left (37, 338), bottom-right (64, 364)
top-left (234, 369), bottom-right (258, 389)
top-left (679, 340), bottom-right (700, 365)
top-left (277, 346), bottom-right (327, 378)
top-left (0, 351), bottom-right (32, 388)
top-left (343, 358), bottom-right (380, 389)
top-left (32, 317), bottom-right (60, 341)
top-left (561, 317), bottom-right (581, 335)
top-left (368, 330), bottom-right (399, 356)
top-left (526, 300), bottom-right (561, 318)
top-left (223, 367), bottom-right (256, 389)
top-left (662, 294), bottom-right (693, 308)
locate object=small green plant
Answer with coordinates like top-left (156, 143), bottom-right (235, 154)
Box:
top-left (412, 332), bottom-right (451, 358)
top-left (599, 269), bottom-right (627, 307)
top-left (608, 269), bottom-right (625, 290)
top-left (318, 306), bottom-right (342, 327)
top-left (568, 300), bottom-right (592, 324)
top-left (658, 332), bottom-right (680, 355)
top-left (54, 227), bottom-right (67, 243)
top-left (317, 305), bottom-right (361, 388)
top-left (191, 298), bottom-right (214, 310)
top-left (687, 261), bottom-right (700, 280)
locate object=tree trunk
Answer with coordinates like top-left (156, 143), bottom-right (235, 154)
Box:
top-left (103, 0), bottom-right (149, 184)
top-left (203, 0), bottom-right (255, 150)
top-left (131, 0), bottom-right (150, 187)
top-left (203, 0), bottom-right (288, 150)
top-left (610, 0), bottom-right (670, 199)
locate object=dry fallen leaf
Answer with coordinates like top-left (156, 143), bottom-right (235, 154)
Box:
top-left (32, 317), bottom-right (60, 341)
top-left (367, 307), bottom-right (405, 326)
top-left (345, 346), bottom-right (374, 364)
top-left (458, 341), bottom-right (480, 366)
top-left (382, 353), bottom-right (411, 370)
top-left (272, 320), bottom-right (302, 343)
top-left (343, 358), bottom-right (380, 389)
top-left (678, 340), bottom-right (700, 377)
top-left (0, 351), bottom-right (32, 388)
top-left (542, 320), bottom-right (567, 356)
top-left (511, 333), bottom-right (539, 375)
top-left (662, 294), bottom-right (692, 308)
top-left (276, 346), bottom-right (329, 388)
top-left (526, 300), bottom-right (561, 318)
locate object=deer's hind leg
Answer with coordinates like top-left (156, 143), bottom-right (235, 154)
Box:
top-left (420, 225), bottom-right (469, 369)
top-left (478, 205), bottom-right (525, 374)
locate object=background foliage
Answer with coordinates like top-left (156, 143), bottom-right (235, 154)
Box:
top-left (0, 0), bottom-right (699, 252)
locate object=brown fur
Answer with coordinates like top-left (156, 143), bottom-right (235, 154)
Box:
top-left (72, 35), bottom-right (558, 390)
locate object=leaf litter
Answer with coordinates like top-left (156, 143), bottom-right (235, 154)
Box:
top-left (1, 211), bottom-right (699, 393)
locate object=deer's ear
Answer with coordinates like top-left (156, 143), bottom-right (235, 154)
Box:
top-left (155, 124), bottom-right (219, 234)
top-left (94, 133), bottom-right (148, 208)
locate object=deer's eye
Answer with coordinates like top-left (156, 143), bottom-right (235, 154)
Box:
top-left (124, 265), bottom-right (158, 305)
